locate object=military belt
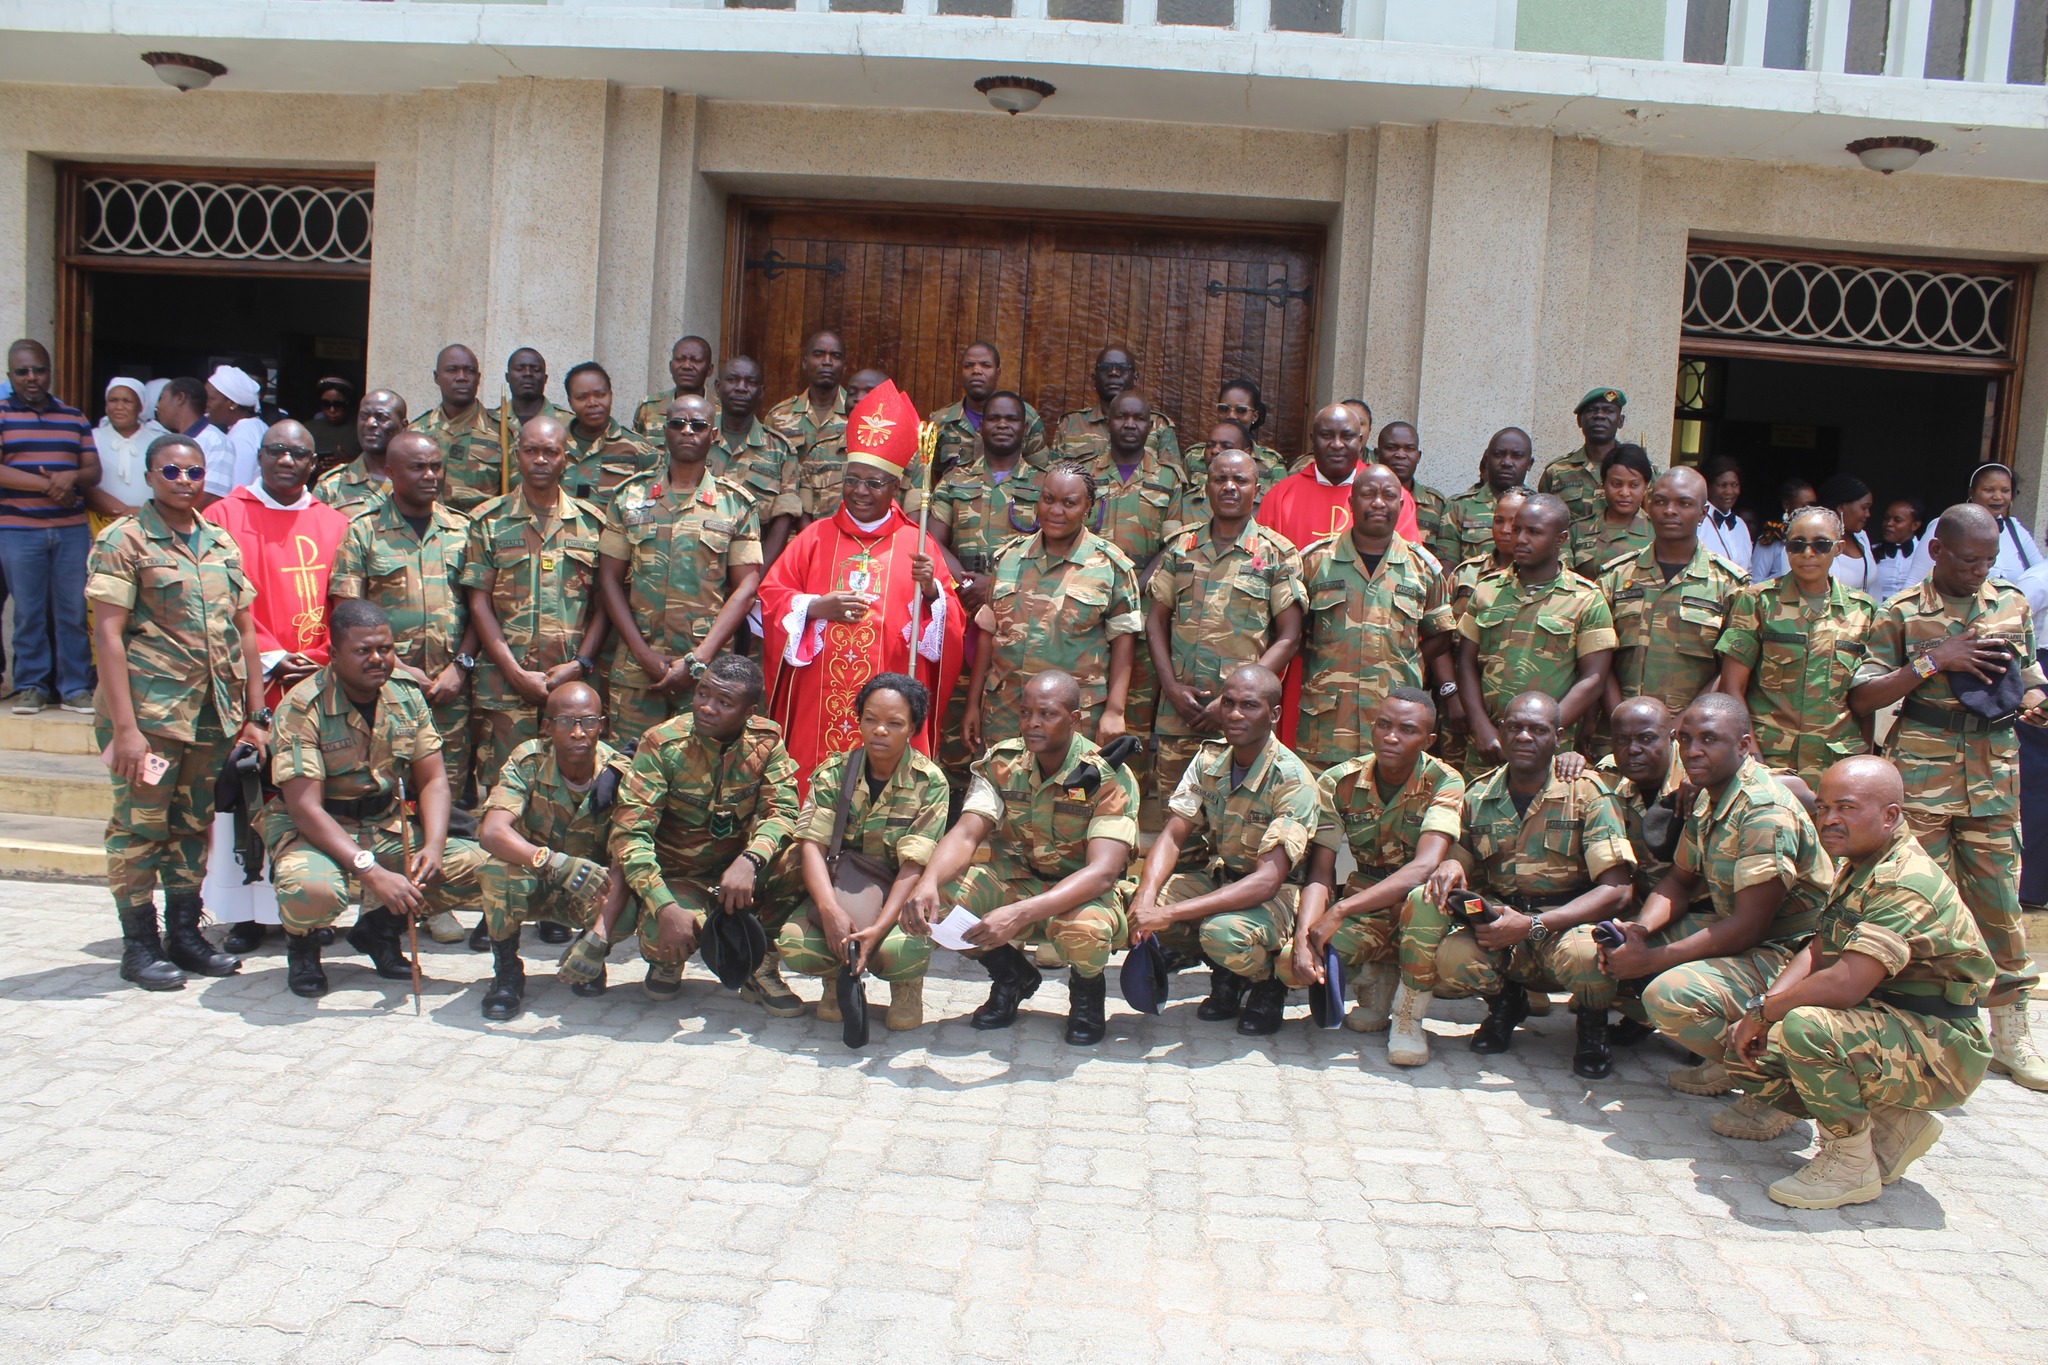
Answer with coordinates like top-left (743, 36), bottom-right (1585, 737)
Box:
top-left (1900, 697), bottom-right (2012, 734)
top-left (1506, 890), bottom-right (1587, 912)
top-left (323, 793), bottom-right (396, 820)
top-left (1870, 988), bottom-right (1979, 1021)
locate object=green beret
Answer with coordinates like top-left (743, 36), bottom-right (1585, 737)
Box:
top-left (1575, 387), bottom-right (1627, 413)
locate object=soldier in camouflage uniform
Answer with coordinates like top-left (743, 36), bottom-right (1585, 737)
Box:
top-left (1618, 695), bottom-right (1837, 1136)
top-left (1372, 421), bottom-right (1450, 557)
top-left (559, 361), bottom-right (660, 506)
top-left (1594, 697), bottom-right (1700, 907)
top-left (1422, 486), bottom-right (1526, 770)
top-left (1054, 346), bottom-right (1180, 475)
top-left (1056, 388), bottom-right (1186, 567)
top-left (1537, 387), bottom-right (1633, 528)
top-left (461, 415), bottom-right (609, 787)
top-left (1434, 427), bottom-right (1535, 569)
top-left (1280, 688), bottom-right (1462, 1052)
top-left (1129, 665), bottom-right (1323, 1035)
top-left (261, 600), bottom-right (487, 998)
top-left (1599, 467), bottom-right (1746, 718)
top-left (311, 388), bottom-right (405, 519)
top-left (712, 355), bottom-right (803, 563)
top-left (632, 335), bottom-right (719, 436)
top-left (918, 342), bottom-right (1049, 493)
top-left (762, 330), bottom-right (848, 459)
top-left (1179, 418), bottom-right (1285, 519)
top-left (1399, 692), bottom-right (1636, 1076)
top-left (792, 367), bottom-right (885, 523)
top-left (484, 347), bottom-right (571, 499)
top-left (1452, 493), bottom-right (1615, 774)
top-left (1717, 506), bottom-right (1877, 785)
top-left (1725, 756), bottom-right (1994, 1209)
top-left (1185, 380), bottom-right (1287, 492)
top-left (1849, 503), bottom-right (2048, 1090)
top-left (475, 682), bottom-right (631, 1020)
top-left (772, 674), bottom-right (951, 1033)
top-left (90, 433), bottom-right (268, 990)
top-left (1296, 464), bottom-right (1443, 771)
top-left (964, 462), bottom-right (1140, 753)
top-left (1147, 450), bottom-right (1305, 804)
top-left (410, 344), bottom-right (504, 515)
top-left (608, 656), bottom-right (803, 1011)
top-left (598, 394), bottom-right (764, 737)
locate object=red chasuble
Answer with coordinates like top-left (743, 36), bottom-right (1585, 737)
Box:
top-left (202, 486), bottom-right (350, 706)
top-left (1254, 467), bottom-right (1355, 749)
top-left (759, 504), bottom-right (966, 796)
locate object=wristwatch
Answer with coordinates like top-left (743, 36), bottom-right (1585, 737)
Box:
top-left (574, 654), bottom-right (596, 678)
top-left (350, 849), bottom-right (376, 872)
top-left (250, 706), bottom-right (274, 729)
top-left (684, 655), bottom-right (710, 681)
top-left (454, 652), bottom-right (477, 672)
top-left (529, 845), bottom-right (553, 871)
top-left (1436, 681), bottom-right (1459, 699)
top-left (1744, 991), bottom-right (1769, 1022)
top-left (1525, 913), bottom-right (1550, 945)
top-left (1911, 652), bottom-right (1940, 680)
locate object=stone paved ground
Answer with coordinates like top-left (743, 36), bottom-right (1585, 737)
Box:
top-left (4, 882), bottom-right (2048, 1364)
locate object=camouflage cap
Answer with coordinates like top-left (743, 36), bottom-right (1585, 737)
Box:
top-left (1575, 387), bottom-right (1627, 413)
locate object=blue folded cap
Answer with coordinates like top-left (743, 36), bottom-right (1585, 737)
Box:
top-left (1950, 651), bottom-right (2024, 721)
top-left (1119, 936), bottom-right (1170, 1015)
top-left (698, 908), bottom-right (768, 990)
top-left (1308, 946), bottom-right (1347, 1029)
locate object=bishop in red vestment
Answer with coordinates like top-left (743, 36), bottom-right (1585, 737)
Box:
top-left (758, 381), bottom-right (965, 795)
top-left (201, 422), bottom-right (350, 707)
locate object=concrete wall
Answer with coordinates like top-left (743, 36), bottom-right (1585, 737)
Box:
top-left (3, 76), bottom-right (2046, 523)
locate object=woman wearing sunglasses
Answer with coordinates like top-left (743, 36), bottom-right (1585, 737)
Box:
top-left (88, 434), bottom-right (268, 991)
top-left (1186, 379), bottom-right (1286, 491)
top-left (1715, 505), bottom-right (1878, 785)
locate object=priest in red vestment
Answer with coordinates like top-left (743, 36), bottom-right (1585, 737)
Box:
top-left (758, 380), bottom-right (965, 796)
top-left (202, 420), bottom-right (350, 707)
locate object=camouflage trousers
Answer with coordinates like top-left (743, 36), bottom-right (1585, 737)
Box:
top-left (1906, 806), bottom-right (2040, 1005)
top-left (429, 692), bottom-right (473, 806)
top-left (1273, 873), bottom-right (1398, 990)
top-left (1726, 1004), bottom-right (1990, 1128)
top-left (100, 707), bottom-right (229, 912)
top-left (777, 915), bottom-right (931, 983)
top-left (1397, 886), bottom-right (1616, 1008)
top-left (473, 705), bottom-right (541, 791)
top-left (945, 861), bottom-right (1129, 979)
top-left (635, 860), bottom-right (803, 965)
top-left (1152, 733), bottom-right (1208, 809)
top-left (1639, 944), bottom-right (1798, 1062)
top-left (1150, 872), bottom-right (1298, 982)
top-left (608, 682), bottom-right (685, 748)
top-left (261, 814), bottom-right (486, 934)
top-left (1612, 907), bottom-right (1718, 1026)
top-left (477, 858), bottom-right (607, 941)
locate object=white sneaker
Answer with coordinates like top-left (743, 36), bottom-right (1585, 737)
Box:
top-left (1386, 984), bottom-right (1433, 1066)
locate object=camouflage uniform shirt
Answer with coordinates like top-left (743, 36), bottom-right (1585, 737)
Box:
top-left (1313, 751), bottom-right (1464, 881)
top-left (1150, 520), bottom-right (1307, 737)
top-left (712, 417), bottom-right (802, 524)
top-left (484, 737), bottom-right (630, 863)
top-left (1454, 768), bottom-right (1634, 902)
top-left (963, 733), bottom-right (1142, 881)
top-left (799, 746), bottom-right (951, 871)
top-left (923, 398), bottom-right (1049, 493)
top-left (980, 529), bottom-right (1143, 723)
top-left (1167, 733), bottom-right (1325, 879)
top-left (409, 401), bottom-right (504, 515)
top-left (1816, 823), bottom-right (1994, 1009)
top-left (263, 670), bottom-right (441, 842)
top-left (1436, 482), bottom-right (1530, 570)
top-left (1066, 444), bottom-right (1185, 568)
top-left (609, 712), bottom-right (800, 911)
top-left (632, 390), bottom-right (720, 438)
top-left (1570, 512), bottom-right (1653, 577)
top-left (1456, 567), bottom-right (1618, 722)
top-left (598, 470), bottom-right (763, 692)
top-left (559, 418), bottom-right (659, 506)
top-left (1717, 574), bottom-right (1878, 781)
top-left (1600, 540), bottom-right (1746, 715)
top-left (1593, 751), bottom-right (1691, 899)
top-left (1296, 531), bottom-right (1442, 770)
top-left (1054, 405), bottom-right (1180, 477)
top-left (931, 452), bottom-right (1036, 574)
top-left (1538, 445), bottom-right (1639, 528)
top-left (330, 498), bottom-right (472, 681)
top-left (459, 488), bottom-right (605, 711)
top-left (1674, 756), bottom-right (1834, 944)
top-left (312, 457), bottom-right (389, 520)
top-left (764, 387), bottom-right (848, 459)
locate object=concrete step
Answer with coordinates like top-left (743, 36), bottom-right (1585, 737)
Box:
top-left (0, 706), bottom-right (98, 756)
top-left (0, 812), bottom-right (103, 883)
top-left (0, 750), bottom-right (112, 820)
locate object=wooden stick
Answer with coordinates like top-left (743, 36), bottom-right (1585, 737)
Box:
top-left (399, 774), bottom-right (421, 1017)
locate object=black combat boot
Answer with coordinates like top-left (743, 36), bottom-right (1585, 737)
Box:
top-left (1064, 969), bottom-right (1107, 1046)
top-left (536, 920), bottom-right (572, 945)
top-left (117, 904), bottom-right (186, 991)
top-left (970, 945), bottom-right (1043, 1029)
top-left (1236, 978), bottom-right (1288, 1036)
top-left (1609, 1014), bottom-right (1654, 1047)
top-left (347, 908), bottom-right (415, 980)
top-left (482, 927), bottom-right (526, 1022)
top-left (162, 893), bottom-right (241, 977)
top-left (1469, 982), bottom-right (1530, 1053)
top-left (1196, 967), bottom-right (1246, 1022)
top-left (1573, 1006), bottom-right (1613, 1080)
top-left (286, 930), bottom-right (328, 997)
top-left (222, 921), bottom-right (268, 955)
top-left (468, 916), bottom-right (492, 952)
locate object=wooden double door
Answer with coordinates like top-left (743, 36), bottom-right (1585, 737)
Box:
top-left (726, 199), bottom-right (1324, 457)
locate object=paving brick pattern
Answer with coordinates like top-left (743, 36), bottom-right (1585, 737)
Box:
top-left (3, 881), bottom-right (2046, 1363)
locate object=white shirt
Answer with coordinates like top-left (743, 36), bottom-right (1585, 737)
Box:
top-left (1900, 514), bottom-right (2040, 590)
top-left (224, 415), bottom-right (267, 492)
top-left (1870, 535), bottom-right (1919, 603)
top-left (92, 418), bottom-right (169, 509)
top-left (1702, 507), bottom-right (1751, 577)
top-left (177, 421), bottom-right (236, 498)
top-left (1828, 529), bottom-right (1875, 594)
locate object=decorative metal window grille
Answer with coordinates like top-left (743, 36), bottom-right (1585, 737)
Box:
top-left (78, 177), bottom-right (373, 265)
top-left (1682, 250), bottom-right (2017, 360)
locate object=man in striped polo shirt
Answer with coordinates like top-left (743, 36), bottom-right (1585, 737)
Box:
top-left (0, 340), bottom-right (100, 713)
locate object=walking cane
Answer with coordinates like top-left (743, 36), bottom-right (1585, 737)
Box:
top-left (904, 421), bottom-right (940, 744)
top-left (398, 774), bottom-right (422, 1016)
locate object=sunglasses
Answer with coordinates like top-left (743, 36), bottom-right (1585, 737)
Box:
top-left (550, 715), bottom-right (604, 733)
top-left (665, 418), bottom-right (713, 433)
top-left (1784, 537), bottom-right (1837, 556)
top-left (155, 463), bottom-right (207, 482)
top-left (842, 474), bottom-right (893, 493)
top-left (1215, 402), bottom-right (1254, 416)
top-left (260, 442), bottom-right (315, 460)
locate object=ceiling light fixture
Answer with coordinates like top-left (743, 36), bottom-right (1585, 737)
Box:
top-left (141, 51), bottom-right (228, 92)
top-left (1846, 136), bottom-right (1936, 174)
top-left (974, 75), bottom-right (1056, 116)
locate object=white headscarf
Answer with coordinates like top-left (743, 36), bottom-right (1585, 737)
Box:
top-left (208, 364), bottom-right (262, 409)
top-left (105, 376), bottom-right (146, 412)
top-left (142, 378), bottom-right (169, 423)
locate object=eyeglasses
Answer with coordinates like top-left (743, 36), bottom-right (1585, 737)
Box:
top-left (260, 443), bottom-right (315, 460)
top-left (155, 464), bottom-right (207, 482)
top-left (550, 715), bottom-right (604, 733)
top-left (1094, 362), bottom-right (1134, 375)
top-left (842, 474), bottom-right (893, 493)
top-left (665, 418), bottom-right (712, 433)
top-left (1215, 402), bottom-right (1254, 416)
top-left (1784, 537), bottom-right (1837, 556)
top-left (10, 365), bottom-right (49, 378)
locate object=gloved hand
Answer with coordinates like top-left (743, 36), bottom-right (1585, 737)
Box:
top-left (539, 851), bottom-right (609, 915)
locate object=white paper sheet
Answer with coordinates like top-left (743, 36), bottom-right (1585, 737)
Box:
top-left (931, 904), bottom-right (981, 951)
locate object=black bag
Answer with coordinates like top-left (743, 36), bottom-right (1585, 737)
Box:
top-left (827, 750), bottom-right (895, 931)
top-left (211, 741), bottom-right (268, 885)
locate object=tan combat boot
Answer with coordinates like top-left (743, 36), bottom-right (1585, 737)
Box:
top-left (1344, 961), bottom-right (1398, 1034)
top-left (423, 909), bottom-right (467, 944)
top-left (1523, 990), bottom-right (1553, 1018)
top-left (1869, 1104), bottom-right (1943, 1185)
top-left (1667, 1058), bottom-right (1734, 1096)
top-left (886, 978), bottom-right (925, 1031)
top-left (1385, 984), bottom-right (1433, 1066)
top-left (814, 970), bottom-right (842, 1023)
top-left (1033, 942), bottom-right (1063, 969)
top-left (1768, 1119), bottom-right (1882, 1209)
top-left (741, 951), bottom-right (805, 1018)
top-left (1710, 1094), bottom-right (1803, 1141)
top-left (1989, 1002), bottom-right (2048, 1091)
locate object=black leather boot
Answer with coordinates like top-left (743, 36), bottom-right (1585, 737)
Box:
top-left (1064, 969), bottom-right (1107, 1046)
top-left (347, 908), bottom-right (415, 980)
top-left (1609, 1014), bottom-right (1654, 1047)
top-left (482, 928), bottom-right (526, 1022)
top-left (117, 904), bottom-right (186, 991)
top-left (1573, 1006), bottom-right (1613, 1079)
top-left (222, 920), bottom-right (268, 955)
top-left (162, 894), bottom-right (241, 977)
top-left (468, 916), bottom-right (492, 952)
top-left (536, 920), bottom-right (572, 945)
top-left (1236, 978), bottom-right (1287, 1036)
top-left (1196, 968), bottom-right (1246, 1022)
top-left (1470, 982), bottom-right (1529, 1053)
top-left (286, 930), bottom-right (328, 997)
top-left (970, 945), bottom-right (1042, 1029)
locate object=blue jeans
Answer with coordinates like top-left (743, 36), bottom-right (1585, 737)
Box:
top-left (0, 524), bottom-right (90, 698)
